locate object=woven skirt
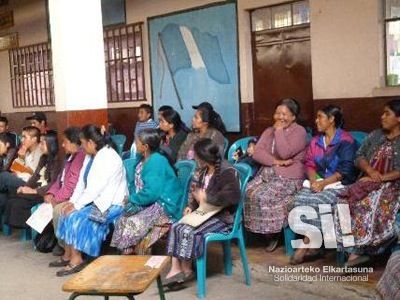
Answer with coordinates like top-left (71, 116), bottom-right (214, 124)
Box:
top-left (56, 204), bottom-right (123, 257)
top-left (167, 217), bottom-right (231, 260)
top-left (244, 167), bottom-right (302, 234)
top-left (110, 202), bottom-right (170, 251)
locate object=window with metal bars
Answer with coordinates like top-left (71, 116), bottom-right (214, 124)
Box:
top-left (9, 42), bottom-right (55, 108)
top-left (104, 22), bottom-right (145, 102)
top-left (8, 22), bottom-right (145, 108)
top-left (385, 0), bottom-right (400, 86)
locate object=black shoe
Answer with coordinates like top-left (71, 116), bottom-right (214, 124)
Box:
top-left (52, 244), bottom-right (65, 257)
top-left (56, 262), bottom-right (86, 277)
top-left (49, 258), bottom-right (70, 268)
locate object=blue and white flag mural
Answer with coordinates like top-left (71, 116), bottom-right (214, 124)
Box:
top-left (149, 3), bottom-right (240, 132)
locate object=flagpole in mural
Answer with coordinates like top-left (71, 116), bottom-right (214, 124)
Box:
top-left (157, 32), bottom-right (184, 109)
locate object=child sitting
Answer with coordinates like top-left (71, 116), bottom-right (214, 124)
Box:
top-left (233, 137), bottom-right (260, 178)
top-left (134, 104), bottom-right (159, 137)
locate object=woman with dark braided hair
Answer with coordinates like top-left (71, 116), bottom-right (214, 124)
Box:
top-left (290, 105), bottom-right (357, 264)
top-left (164, 138), bottom-right (240, 288)
top-left (177, 102), bottom-right (226, 161)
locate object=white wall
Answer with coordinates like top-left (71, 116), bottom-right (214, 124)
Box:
top-left (310, 0), bottom-right (382, 99)
top-left (0, 0), bottom-right (49, 113)
top-left (0, 0), bottom-right (390, 113)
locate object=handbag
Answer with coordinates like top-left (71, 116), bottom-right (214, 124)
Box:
top-left (179, 202), bottom-right (223, 228)
top-left (33, 223), bottom-right (57, 253)
top-left (88, 204), bottom-right (109, 224)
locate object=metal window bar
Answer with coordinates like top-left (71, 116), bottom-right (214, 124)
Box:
top-left (9, 42), bottom-right (54, 108)
top-left (104, 22), bottom-right (145, 102)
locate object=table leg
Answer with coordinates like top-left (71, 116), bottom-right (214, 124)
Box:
top-left (68, 293), bottom-right (80, 300)
top-left (157, 275), bottom-right (166, 300)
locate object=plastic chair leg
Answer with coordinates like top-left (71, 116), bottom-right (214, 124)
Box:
top-left (20, 228), bottom-right (32, 241)
top-left (196, 251), bottom-right (207, 299)
top-left (284, 227), bottom-right (295, 256)
top-left (223, 240), bottom-right (233, 276)
top-left (1, 214), bottom-right (11, 236)
top-left (336, 251), bottom-right (346, 266)
top-left (238, 232), bottom-right (251, 286)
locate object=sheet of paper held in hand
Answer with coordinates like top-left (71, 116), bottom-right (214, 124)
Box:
top-left (26, 203), bottom-right (53, 233)
top-left (145, 256), bottom-right (167, 269)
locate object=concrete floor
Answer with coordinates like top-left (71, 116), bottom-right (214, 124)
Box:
top-left (0, 231), bottom-right (380, 300)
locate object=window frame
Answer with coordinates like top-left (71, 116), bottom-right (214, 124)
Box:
top-left (250, 0), bottom-right (310, 33)
top-left (384, 0), bottom-right (400, 87)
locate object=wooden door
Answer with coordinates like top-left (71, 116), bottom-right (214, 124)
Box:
top-left (251, 25), bottom-right (314, 135)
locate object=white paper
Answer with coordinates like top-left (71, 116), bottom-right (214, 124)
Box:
top-left (302, 179), bottom-right (345, 190)
top-left (145, 256), bottom-right (167, 269)
top-left (26, 203), bottom-right (53, 234)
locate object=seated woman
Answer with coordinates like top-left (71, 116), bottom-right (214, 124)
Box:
top-left (111, 129), bottom-right (183, 254)
top-left (290, 105), bottom-right (357, 264)
top-left (335, 99), bottom-right (400, 267)
top-left (244, 98), bottom-right (308, 252)
top-left (44, 127), bottom-right (86, 255)
top-left (377, 250), bottom-right (400, 299)
top-left (0, 133), bottom-right (17, 172)
top-left (164, 138), bottom-right (241, 287)
top-left (159, 109), bottom-right (189, 162)
top-left (4, 131), bottom-right (59, 228)
top-left (52, 125), bottom-right (127, 276)
top-left (177, 102), bottom-right (226, 160)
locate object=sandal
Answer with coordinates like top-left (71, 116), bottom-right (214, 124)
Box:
top-left (56, 262), bottom-right (87, 277)
top-left (163, 272), bottom-right (185, 287)
top-left (265, 238), bottom-right (279, 253)
top-left (183, 271), bottom-right (196, 283)
top-left (49, 258), bottom-right (70, 268)
top-left (344, 255), bottom-right (370, 268)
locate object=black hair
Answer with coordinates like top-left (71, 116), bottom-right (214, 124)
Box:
top-left (158, 105), bottom-right (173, 113)
top-left (139, 104), bottom-right (154, 118)
top-left (160, 109), bottom-right (190, 133)
top-left (275, 98), bottom-right (301, 119)
top-left (22, 126), bottom-right (41, 143)
top-left (0, 133), bottom-right (12, 147)
top-left (0, 116), bottom-right (8, 126)
top-left (319, 105), bottom-right (344, 129)
top-left (386, 99), bottom-right (400, 117)
top-left (194, 138), bottom-right (222, 180)
top-left (63, 127), bottom-right (81, 146)
top-left (248, 137), bottom-right (258, 146)
top-left (197, 106), bottom-right (227, 135)
top-left (137, 128), bottom-right (175, 169)
top-left (42, 131), bottom-right (59, 182)
top-left (80, 124), bottom-right (109, 151)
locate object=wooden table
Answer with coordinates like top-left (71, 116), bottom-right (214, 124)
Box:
top-left (62, 255), bottom-right (171, 300)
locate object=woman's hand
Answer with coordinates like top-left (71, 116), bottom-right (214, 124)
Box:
top-left (61, 202), bottom-right (76, 215)
top-left (311, 180), bottom-right (326, 193)
top-left (17, 186), bottom-right (37, 194)
top-left (193, 188), bottom-right (207, 205)
top-left (366, 168), bottom-right (383, 182)
top-left (273, 120), bottom-right (285, 130)
top-left (183, 207), bottom-right (193, 216)
top-left (17, 146), bottom-right (28, 158)
top-left (274, 159), bottom-right (293, 166)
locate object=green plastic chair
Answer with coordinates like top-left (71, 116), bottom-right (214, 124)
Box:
top-left (196, 163), bottom-right (252, 299)
top-left (227, 136), bottom-right (255, 163)
top-left (111, 134), bottom-right (127, 156)
top-left (174, 160), bottom-right (196, 218)
top-left (123, 157), bottom-right (137, 195)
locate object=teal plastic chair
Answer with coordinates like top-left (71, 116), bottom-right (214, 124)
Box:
top-left (349, 131), bottom-right (368, 148)
top-left (283, 226), bottom-right (296, 256)
top-left (1, 213), bottom-right (31, 241)
top-left (223, 137), bottom-right (229, 157)
top-left (174, 160), bottom-right (196, 217)
top-left (227, 136), bottom-right (255, 163)
top-left (123, 157), bottom-right (137, 195)
top-left (111, 134), bottom-right (127, 156)
top-left (196, 163), bottom-right (252, 299)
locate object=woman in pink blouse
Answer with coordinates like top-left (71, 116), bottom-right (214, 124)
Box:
top-left (244, 98), bottom-right (308, 252)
